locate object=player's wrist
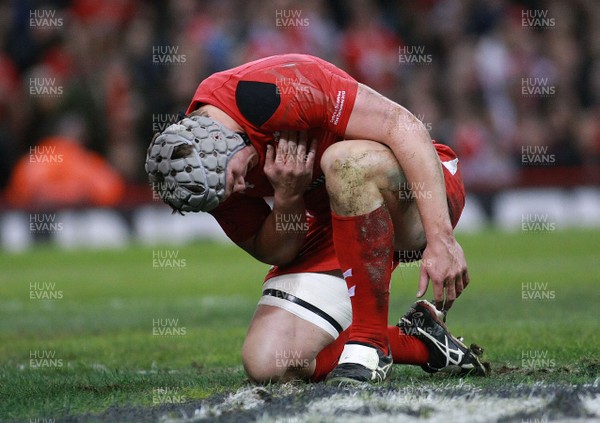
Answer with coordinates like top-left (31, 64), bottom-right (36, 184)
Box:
top-left (273, 192), bottom-right (305, 210)
top-left (424, 224), bottom-right (455, 245)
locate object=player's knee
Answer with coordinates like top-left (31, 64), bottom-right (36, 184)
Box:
top-left (242, 341), bottom-right (314, 384)
top-left (321, 141), bottom-right (402, 212)
top-left (243, 342), bottom-right (310, 384)
top-left (242, 341), bottom-right (283, 383)
top-left (321, 142), bottom-right (364, 181)
top-left (321, 142), bottom-right (399, 184)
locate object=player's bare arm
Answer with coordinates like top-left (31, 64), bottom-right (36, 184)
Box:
top-left (344, 83), bottom-right (469, 311)
top-left (237, 131), bottom-right (317, 265)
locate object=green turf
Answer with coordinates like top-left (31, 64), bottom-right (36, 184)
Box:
top-left (0, 229), bottom-right (598, 421)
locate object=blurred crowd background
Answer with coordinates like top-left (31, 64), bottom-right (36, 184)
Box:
top-left (1, 0), bottom-right (599, 209)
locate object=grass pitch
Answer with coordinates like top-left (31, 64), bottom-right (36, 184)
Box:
top-left (0, 229), bottom-right (598, 422)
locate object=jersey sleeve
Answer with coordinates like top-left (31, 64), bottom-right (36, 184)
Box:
top-left (209, 195), bottom-right (272, 244)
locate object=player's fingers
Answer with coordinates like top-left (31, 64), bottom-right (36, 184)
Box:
top-left (416, 263), bottom-right (429, 298)
top-left (434, 281), bottom-right (445, 311)
top-left (444, 278), bottom-right (456, 310)
top-left (305, 137), bottom-right (317, 167)
top-left (455, 276), bottom-right (465, 297)
top-left (265, 144), bottom-right (274, 167)
top-left (295, 132), bottom-right (307, 165)
top-left (277, 134), bottom-right (288, 162)
top-left (463, 269), bottom-right (470, 289)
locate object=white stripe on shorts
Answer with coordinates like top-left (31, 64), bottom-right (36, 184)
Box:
top-left (258, 273), bottom-right (352, 339)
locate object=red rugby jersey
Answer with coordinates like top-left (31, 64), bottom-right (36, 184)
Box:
top-left (186, 54), bottom-right (359, 279)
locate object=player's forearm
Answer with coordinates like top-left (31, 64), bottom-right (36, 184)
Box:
top-left (389, 117), bottom-right (454, 243)
top-left (251, 194), bottom-right (307, 265)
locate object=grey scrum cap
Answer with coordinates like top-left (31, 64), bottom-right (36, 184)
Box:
top-left (145, 115), bottom-right (249, 212)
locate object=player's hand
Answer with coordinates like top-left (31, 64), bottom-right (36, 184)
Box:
top-left (416, 236), bottom-right (469, 313)
top-left (264, 131), bottom-right (317, 202)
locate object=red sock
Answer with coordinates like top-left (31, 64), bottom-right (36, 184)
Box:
top-left (311, 326), bottom-right (429, 381)
top-left (332, 206), bottom-right (394, 354)
top-left (388, 325), bottom-right (429, 365)
top-left (311, 330), bottom-right (349, 382)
